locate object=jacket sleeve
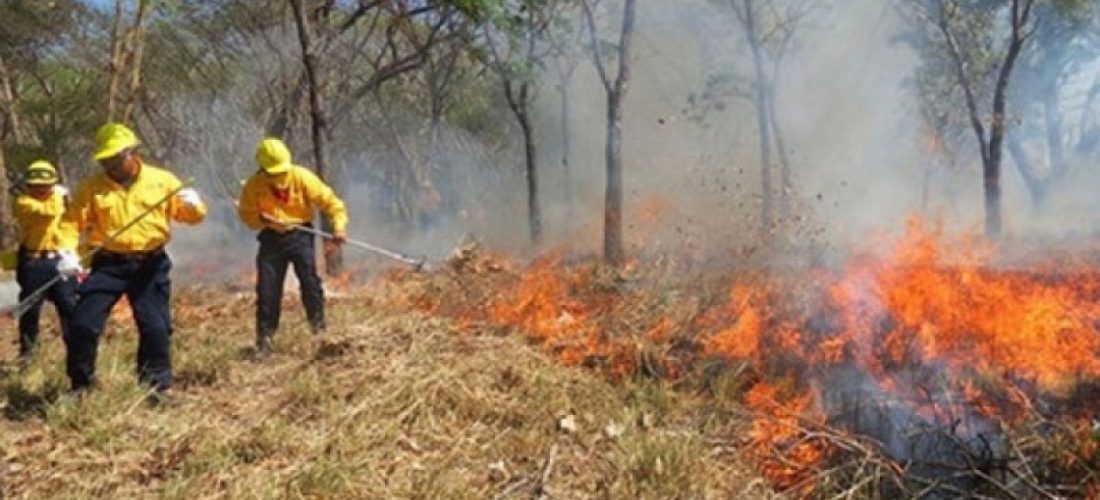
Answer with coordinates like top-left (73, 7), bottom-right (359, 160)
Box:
top-left (52, 193), bottom-right (79, 251)
top-left (14, 196), bottom-right (53, 218)
top-left (166, 175), bottom-right (207, 225)
top-left (61, 182), bottom-right (94, 239)
top-left (237, 178), bottom-right (264, 231)
top-left (301, 169), bottom-right (348, 233)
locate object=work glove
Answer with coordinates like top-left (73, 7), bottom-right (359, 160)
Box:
top-left (52, 185), bottom-right (69, 198)
top-left (56, 250), bottom-right (83, 281)
top-left (177, 187), bottom-right (202, 207)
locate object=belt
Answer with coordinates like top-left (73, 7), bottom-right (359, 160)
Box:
top-left (96, 246), bottom-right (166, 262)
top-left (260, 222), bottom-right (312, 237)
top-left (20, 248), bottom-right (61, 259)
top-left (264, 220), bottom-right (311, 232)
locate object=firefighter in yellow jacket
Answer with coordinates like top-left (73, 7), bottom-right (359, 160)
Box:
top-left (237, 138), bottom-right (347, 356)
top-left (12, 160), bottom-right (79, 360)
top-left (61, 123), bottom-right (207, 393)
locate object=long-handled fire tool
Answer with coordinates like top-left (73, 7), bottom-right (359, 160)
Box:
top-left (2, 180), bottom-right (194, 318)
top-left (288, 223), bottom-right (427, 271)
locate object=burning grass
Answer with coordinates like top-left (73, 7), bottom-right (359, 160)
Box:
top-left (0, 284), bottom-right (766, 498)
top-left (379, 219), bottom-right (1100, 498)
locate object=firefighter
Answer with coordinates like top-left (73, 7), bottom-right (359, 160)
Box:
top-left (60, 123), bottom-right (207, 394)
top-left (12, 160), bottom-right (79, 361)
top-left (237, 138), bottom-right (347, 357)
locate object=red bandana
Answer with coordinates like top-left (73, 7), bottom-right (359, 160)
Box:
top-left (269, 185), bottom-right (290, 204)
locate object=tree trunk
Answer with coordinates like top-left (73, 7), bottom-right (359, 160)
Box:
top-left (106, 0), bottom-right (126, 120)
top-left (0, 53), bottom-right (22, 246)
top-left (290, 0), bottom-right (343, 276)
top-left (583, 0), bottom-right (635, 265)
top-left (121, 0), bottom-right (148, 123)
top-left (938, 0), bottom-right (1032, 238)
top-left (0, 55), bottom-right (24, 144)
top-left (0, 143), bottom-right (15, 249)
top-left (745, 0), bottom-right (774, 232)
top-left (1007, 133), bottom-right (1048, 208)
top-left (267, 75), bottom-right (311, 147)
top-left (503, 77), bottom-right (542, 246)
top-left (519, 111), bottom-right (542, 245)
top-left (984, 0), bottom-right (1031, 237)
top-left (604, 91), bottom-right (624, 265)
top-left (981, 158), bottom-right (1002, 236)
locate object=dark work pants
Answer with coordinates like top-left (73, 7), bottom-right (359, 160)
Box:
top-left (256, 227), bottom-right (325, 341)
top-left (68, 251), bottom-right (172, 392)
top-left (15, 252), bottom-right (78, 357)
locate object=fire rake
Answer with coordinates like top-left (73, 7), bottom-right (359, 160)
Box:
top-left (289, 223), bottom-right (427, 272)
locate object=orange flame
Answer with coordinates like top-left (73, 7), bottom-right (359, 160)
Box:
top-left (390, 215), bottom-right (1100, 494)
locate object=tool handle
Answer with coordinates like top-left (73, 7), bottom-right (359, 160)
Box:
top-left (87, 179), bottom-right (194, 261)
top-left (2, 274), bottom-right (64, 317)
top-left (290, 224), bottom-right (425, 268)
top-left (3, 179), bottom-right (194, 318)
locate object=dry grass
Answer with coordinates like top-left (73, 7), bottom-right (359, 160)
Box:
top-left (0, 286), bottom-right (770, 499)
top-left (368, 241), bottom-right (1100, 498)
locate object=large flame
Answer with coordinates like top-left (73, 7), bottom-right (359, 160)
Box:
top-left (388, 217), bottom-right (1100, 494)
top-left (698, 218), bottom-right (1100, 488)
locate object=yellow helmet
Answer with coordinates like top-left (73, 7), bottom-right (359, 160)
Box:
top-left (255, 138), bottom-right (293, 174)
top-left (24, 160), bottom-right (59, 186)
top-left (93, 122), bottom-right (140, 160)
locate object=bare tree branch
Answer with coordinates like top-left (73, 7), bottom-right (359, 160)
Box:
top-left (581, 0), bottom-right (613, 92)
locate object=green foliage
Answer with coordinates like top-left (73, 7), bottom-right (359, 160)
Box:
top-left (899, 0), bottom-right (1100, 176)
top-left (18, 64), bottom-right (104, 170)
top-left (0, 0), bottom-right (572, 230)
top-left (449, 0), bottom-right (506, 22)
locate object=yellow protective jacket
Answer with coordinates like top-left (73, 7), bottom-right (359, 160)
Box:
top-left (14, 190), bottom-right (78, 252)
top-left (237, 165), bottom-right (348, 233)
top-left (64, 164), bottom-right (207, 252)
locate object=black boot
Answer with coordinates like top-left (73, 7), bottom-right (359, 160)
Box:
top-left (255, 332), bottom-right (274, 359)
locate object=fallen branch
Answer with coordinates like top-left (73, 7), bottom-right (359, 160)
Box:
top-left (534, 445), bottom-right (558, 497)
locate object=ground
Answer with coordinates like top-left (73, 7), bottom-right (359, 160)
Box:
top-left (0, 285), bottom-right (770, 499)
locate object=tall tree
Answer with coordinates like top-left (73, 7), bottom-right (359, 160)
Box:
top-left (277, 2), bottom-right (457, 235)
top-left (410, 9), bottom-right (476, 225)
top-left (582, 0), bottom-right (637, 265)
top-left (1004, 0), bottom-right (1098, 207)
top-left (903, 0), bottom-right (1038, 237)
top-left (289, 0), bottom-right (342, 275)
top-left (285, 1), bottom-right (458, 273)
top-left (713, 0), bottom-right (821, 229)
top-left (106, 0), bottom-right (150, 123)
top-left (0, 0), bottom-right (92, 246)
top-left (485, 0), bottom-right (568, 245)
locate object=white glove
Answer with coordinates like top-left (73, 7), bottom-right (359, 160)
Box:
top-left (177, 187), bottom-right (202, 207)
top-left (52, 185), bottom-right (69, 197)
top-left (56, 250), bottom-right (83, 281)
